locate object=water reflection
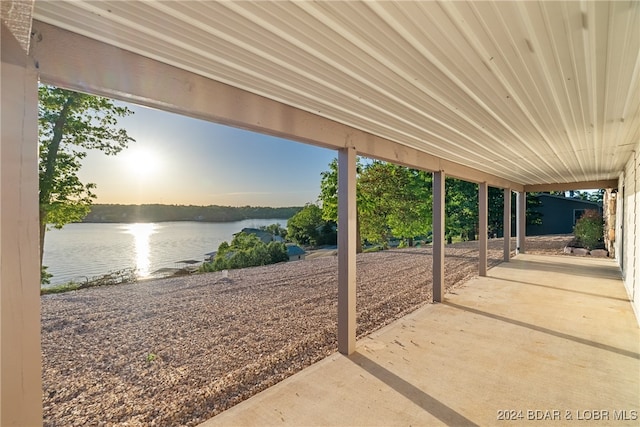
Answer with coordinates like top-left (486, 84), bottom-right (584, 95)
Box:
top-left (125, 223), bottom-right (156, 278)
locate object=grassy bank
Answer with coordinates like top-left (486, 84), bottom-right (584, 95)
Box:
top-left (41, 268), bottom-right (137, 295)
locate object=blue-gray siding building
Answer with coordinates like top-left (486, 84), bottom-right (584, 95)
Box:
top-left (527, 194), bottom-right (602, 236)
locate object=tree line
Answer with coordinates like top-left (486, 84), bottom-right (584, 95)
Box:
top-left (82, 204), bottom-right (301, 223)
top-left (286, 159), bottom-right (545, 250)
top-left (287, 159), bottom-right (605, 251)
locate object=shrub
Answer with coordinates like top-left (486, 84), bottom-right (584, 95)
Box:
top-left (199, 262), bottom-right (216, 273)
top-left (40, 268), bottom-right (137, 295)
top-left (207, 232), bottom-right (289, 272)
top-left (573, 210), bottom-right (604, 250)
top-left (228, 250), bottom-right (252, 269)
top-left (41, 265), bottom-right (53, 285)
top-left (267, 241), bottom-right (288, 263)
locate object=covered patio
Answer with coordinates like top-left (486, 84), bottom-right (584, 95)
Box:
top-left (2, 1), bottom-right (639, 425)
top-left (204, 253), bottom-right (639, 426)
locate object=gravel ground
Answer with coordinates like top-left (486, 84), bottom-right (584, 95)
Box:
top-left (41, 235), bottom-right (572, 426)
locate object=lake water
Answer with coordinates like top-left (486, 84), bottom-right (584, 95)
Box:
top-left (42, 219), bottom-right (288, 285)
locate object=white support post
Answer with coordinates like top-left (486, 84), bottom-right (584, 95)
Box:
top-left (479, 182), bottom-right (488, 276)
top-left (1, 24), bottom-right (43, 426)
top-left (516, 191), bottom-right (526, 254)
top-left (503, 188), bottom-right (511, 262)
top-left (433, 171), bottom-right (445, 302)
top-left (337, 147), bottom-right (357, 355)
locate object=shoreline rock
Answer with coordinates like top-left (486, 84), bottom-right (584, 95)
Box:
top-left (563, 246), bottom-right (609, 257)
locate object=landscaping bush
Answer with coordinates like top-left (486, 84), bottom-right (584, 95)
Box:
top-left (573, 210), bottom-right (604, 250)
top-left (199, 262), bottom-right (217, 273)
top-left (205, 232), bottom-right (289, 272)
top-left (41, 268), bottom-right (137, 295)
top-left (267, 241), bottom-right (289, 263)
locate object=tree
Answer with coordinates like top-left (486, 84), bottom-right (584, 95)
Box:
top-left (319, 159), bottom-right (339, 224)
top-left (208, 232), bottom-right (288, 271)
top-left (357, 161), bottom-right (393, 245)
top-left (487, 186), bottom-right (505, 237)
top-left (445, 178), bottom-right (478, 242)
top-left (318, 158), bottom-right (364, 251)
top-left (39, 86), bottom-right (135, 271)
top-left (487, 190), bottom-right (544, 238)
top-left (358, 162), bottom-right (431, 246)
top-left (260, 223), bottom-right (288, 240)
top-left (384, 166), bottom-right (432, 245)
top-left (320, 159), bottom-right (433, 248)
top-left (287, 203), bottom-right (330, 246)
top-left (317, 159), bottom-right (547, 248)
top-left (573, 189), bottom-right (605, 204)
top-left (588, 189), bottom-right (605, 204)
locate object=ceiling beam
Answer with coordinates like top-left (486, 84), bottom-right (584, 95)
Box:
top-left (524, 180), bottom-right (619, 192)
top-left (29, 20), bottom-right (524, 192)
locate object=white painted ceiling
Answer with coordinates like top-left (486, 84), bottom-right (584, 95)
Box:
top-left (32, 0), bottom-right (639, 186)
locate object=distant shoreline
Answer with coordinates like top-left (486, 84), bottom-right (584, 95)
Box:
top-left (80, 218), bottom-right (293, 224)
top-left (81, 203), bottom-right (302, 224)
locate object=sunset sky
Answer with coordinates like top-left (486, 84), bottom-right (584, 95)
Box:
top-left (79, 102), bottom-right (337, 207)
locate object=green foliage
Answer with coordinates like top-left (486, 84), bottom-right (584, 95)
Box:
top-left (318, 158), bottom-right (362, 251)
top-left (486, 189), bottom-right (540, 238)
top-left (526, 194), bottom-right (543, 226)
top-left (317, 159), bottom-right (551, 248)
top-left (267, 241), bottom-right (289, 263)
top-left (83, 204), bottom-right (301, 223)
top-left (319, 158), bottom-right (431, 248)
top-left (199, 262), bottom-right (217, 273)
top-left (41, 265), bottom-right (53, 285)
top-left (260, 223), bottom-right (288, 240)
top-left (40, 282), bottom-right (83, 295)
top-left (212, 256), bottom-right (229, 272)
top-left (319, 159), bottom-right (339, 222)
top-left (357, 161), bottom-right (392, 245)
top-left (574, 210), bottom-right (604, 250)
top-left (40, 268), bottom-right (137, 294)
top-left (563, 189), bottom-right (605, 204)
top-left (39, 86), bottom-right (135, 226)
top-left (358, 161), bottom-right (432, 246)
top-left (287, 203), bottom-right (336, 246)
top-left (487, 187), bottom-right (505, 237)
top-left (38, 86), bottom-right (135, 282)
top-left (445, 178), bottom-right (478, 242)
top-left (288, 204), bottom-right (321, 245)
top-left (585, 189), bottom-right (605, 204)
top-left (231, 232), bottom-right (264, 250)
top-left (207, 232), bottom-right (288, 271)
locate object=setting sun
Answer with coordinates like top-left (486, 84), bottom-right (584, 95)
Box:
top-left (123, 147), bottom-right (162, 179)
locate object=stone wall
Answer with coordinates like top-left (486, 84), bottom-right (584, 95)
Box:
top-left (603, 189), bottom-right (617, 258)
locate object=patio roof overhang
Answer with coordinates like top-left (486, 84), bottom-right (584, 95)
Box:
top-left (17, 0), bottom-right (640, 191)
top-left (2, 1), bottom-right (639, 425)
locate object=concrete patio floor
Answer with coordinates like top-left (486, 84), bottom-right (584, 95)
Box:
top-left (202, 254), bottom-right (640, 426)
